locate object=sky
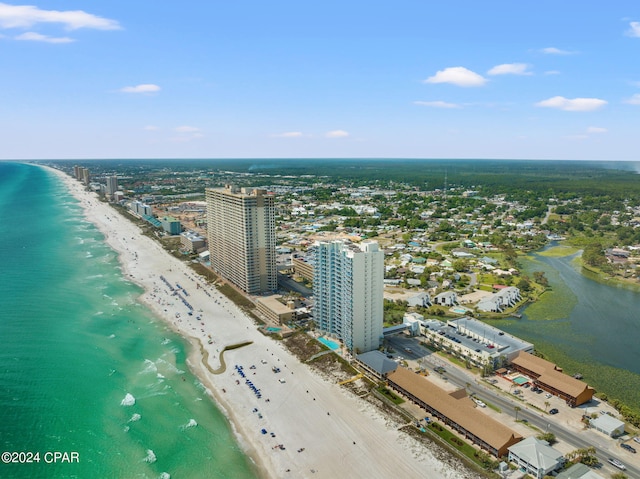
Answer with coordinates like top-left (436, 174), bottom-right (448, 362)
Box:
top-left (1, 1), bottom-right (640, 161)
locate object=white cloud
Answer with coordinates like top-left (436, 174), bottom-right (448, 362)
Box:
top-left (586, 126), bottom-right (607, 134)
top-left (544, 70), bottom-right (561, 76)
top-left (535, 96), bottom-right (607, 112)
top-left (624, 93), bottom-right (640, 105)
top-left (0, 2), bottom-right (120, 30)
top-left (272, 131), bottom-right (304, 138)
top-left (540, 47), bottom-right (575, 55)
top-left (120, 84), bottom-right (161, 93)
top-left (487, 63), bottom-right (532, 76)
top-left (424, 66), bottom-right (487, 87)
top-left (627, 21), bottom-right (640, 37)
top-left (414, 100), bottom-right (461, 109)
top-left (325, 130), bottom-right (349, 138)
top-left (15, 31), bottom-right (73, 43)
top-left (143, 125), bottom-right (159, 131)
top-left (174, 125), bottom-right (200, 133)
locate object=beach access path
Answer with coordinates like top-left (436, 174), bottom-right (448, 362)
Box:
top-left (51, 166), bottom-right (476, 479)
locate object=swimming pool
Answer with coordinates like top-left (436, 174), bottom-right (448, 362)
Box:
top-left (318, 337), bottom-right (340, 350)
top-left (265, 327), bottom-right (282, 333)
top-left (513, 376), bottom-right (529, 385)
top-left (451, 307), bottom-right (468, 314)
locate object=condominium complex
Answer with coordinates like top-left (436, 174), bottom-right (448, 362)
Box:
top-left (205, 185), bottom-right (277, 295)
top-left (313, 240), bottom-right (383, 353)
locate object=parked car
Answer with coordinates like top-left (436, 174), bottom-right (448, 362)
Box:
top-left (608, 457), bottom-right (626, 470)
top-left (634, 436), bottom-right (640, 444)
top-left (621, 443), bottom-right (637, 453)
top-left (549, 408), bottom-right (559, 415)
top-left (545, 393), bottom-right (552, 398)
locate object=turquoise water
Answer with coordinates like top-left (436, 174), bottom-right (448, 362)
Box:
top-left (265, 327), bottom-right (281, 332)
top-left (318, 337), bottom-right (340, 350)
top-left (0, 163), bottom-right (258, 479)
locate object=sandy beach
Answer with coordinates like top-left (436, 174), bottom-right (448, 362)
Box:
top-left (50, 166), bottom-right (475, 479)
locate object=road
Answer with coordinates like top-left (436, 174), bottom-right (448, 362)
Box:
top-left (385, 335), bottom-right (640, 479)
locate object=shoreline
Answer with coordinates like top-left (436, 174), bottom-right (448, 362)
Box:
top-left (46, 165), bottom-right (475, 479)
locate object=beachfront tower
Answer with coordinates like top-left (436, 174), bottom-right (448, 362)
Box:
top-left (106, 176), bottom-right (118, 196)
top-left (313, 240), bottom-right (384, 353)
top-left (205, 185), bottom-right (277, 295)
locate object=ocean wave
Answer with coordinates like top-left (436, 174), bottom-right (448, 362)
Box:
top-left (159, 473), bottom-right (171, 479)
top-left (140, 359), bottom-right (158, 375)
top-left (108, 333), bottom-right (115, 339)
top-left (143, 449), bottom-right (156, 464)
top-left (181, 419), bottom-right (197, 430)
top-left (128, 413), bottom-right (141, 422)
top-left (120, 393), bottom-right (135, 406)
top-left (160, 338), bottom-right (171, 345)
top-left (156, 358), bottom-right (185, 375)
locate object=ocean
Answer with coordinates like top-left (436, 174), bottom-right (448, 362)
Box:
top-left (0, 162), bottom-right (258, 479)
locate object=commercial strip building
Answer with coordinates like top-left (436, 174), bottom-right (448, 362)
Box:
top-left (313, 240), bottom-right (384, 353)
top-left (509, 351), bottom-right (595, 407)
top-left (507, 437), bottom-right (565, 479)
top-left (419, 317), bottom-right (533, 368)
top-left (386, 367), bottom-right (522, 457)
top-left (206, 185), bottom-right (277, 295)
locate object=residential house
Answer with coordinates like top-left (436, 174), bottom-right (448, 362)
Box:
top-left (508, 437), bottom-right (565, 479)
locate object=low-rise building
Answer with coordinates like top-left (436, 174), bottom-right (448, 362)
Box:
top-left (507, 437), bottom-right (565, 478)
top-left (406, 291), bottom-right (431, 308)
top-left (589, 414), bottom-right (625, 437)
top-left (355, 351), bottom-right (398, 379)
top-left (420, 317), bottom-right (533, 368)
top-left (255, 295), bottom-right (296, 325)
top-left (476, 287), bottom-right (521, 313)
top-left (180, 231), bottom-right (206, 253)
top-left (387, 367), bottom-right (522, 457)
top-left (556, 463), bottom-right (605, 479)
top-left (292, 256), bottom-right (314, 282)
top-left (433, 291), bottom-right (457, 306)
top-left (510, 351), bottom-right (595, 407)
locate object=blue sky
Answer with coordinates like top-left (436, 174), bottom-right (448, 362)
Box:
top-left (1, 1), bottom-right (639, 160)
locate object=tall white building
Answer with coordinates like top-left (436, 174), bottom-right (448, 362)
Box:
top-left (206, 185), bottom-right (277, 295)
top-left (313, 240), bottom-right (384, 353)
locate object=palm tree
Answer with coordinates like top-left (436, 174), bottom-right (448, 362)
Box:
top-left (544, 401), bottom-right (550, 412)
top-left (514, 406), bottom-right (521, 421)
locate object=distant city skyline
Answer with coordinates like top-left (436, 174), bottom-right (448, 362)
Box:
top-left (1, 1), bottom-right (639, 161)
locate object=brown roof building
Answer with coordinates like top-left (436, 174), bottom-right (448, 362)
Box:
top-left (510, 351), bottom-right (595, 407)
top-left (387, 367), bottom-right (522, 457)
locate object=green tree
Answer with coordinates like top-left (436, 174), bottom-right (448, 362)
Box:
top-left (516, 277), bottom-right (532, 292)
top-left (536, 432), bottom-right (556, 445)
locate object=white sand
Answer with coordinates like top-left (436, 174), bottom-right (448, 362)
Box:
top-left (50, 166), bottom-right (475, 479)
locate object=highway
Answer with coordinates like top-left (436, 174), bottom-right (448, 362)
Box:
top-left (385, 335), bottom-right (640, 479)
